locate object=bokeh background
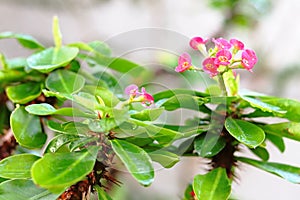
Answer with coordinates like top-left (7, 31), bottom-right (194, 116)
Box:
top-left (1, 0), bottom-right (300, 199)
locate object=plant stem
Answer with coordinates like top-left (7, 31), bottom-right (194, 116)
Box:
top-left (218, 74), bottom-right (227, 96)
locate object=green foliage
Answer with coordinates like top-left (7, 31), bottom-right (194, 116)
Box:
top-left (1, 16), bottom-right (300, 199)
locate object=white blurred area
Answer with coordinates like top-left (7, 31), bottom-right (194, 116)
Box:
top-left (1, 0), bottom-right (300, 199)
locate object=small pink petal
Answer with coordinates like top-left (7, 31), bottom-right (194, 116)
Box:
top-left (189, 37), bottom-right (208, 50)
top-left (125, 84), bottom-right (138, 96)
top-left (230, 39), bottom-right (244, 50)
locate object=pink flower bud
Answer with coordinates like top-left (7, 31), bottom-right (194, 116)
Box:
top-left (140, 87), bottom-right (154, 106)
top-left (241, 49), bottom-right (257, 71)
top-left (175, 52), bottom-right (193, 73)
top-left (213, 38), bottom-right (232, 50)
top-left (230, 39), bottom-right (244, 50)
top-left (189, 37), bottom-right (208, 50)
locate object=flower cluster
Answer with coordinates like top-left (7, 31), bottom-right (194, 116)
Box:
top-left (125, 84), bottom-right (154, 106)
top-left (175, 37), bottom-right (258, 78)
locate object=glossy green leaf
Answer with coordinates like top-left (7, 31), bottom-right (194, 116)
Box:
top-left (153, 89), bottom-right (208, 101)
top-left (241, 96), bottom-right (286, 114)
top-left (0, 179), bottom-right (59, 200)
top-left (194, 134), bottom-right (226, 158)
top-left (88, 41), bottom-right (111, 57)
top-left (27, 47), bottom-right (79, 73)
top-left (148, 150), bottom-right (179, 168)
top-left (6, 57), bottom-right (27, 69)
top-left (44, 134), bottom-right (79, 153)
top-left (110, 139), bottom-right (154, 186)
top-left (266, 134), bottom-right (285, 153)
top-left (94, 185), bottom-right (112, 200)
top-left (130, 119), bottom-right (183, 145)
top-left (193, 168), bottom-right (231, 200)
top-left (69, 137), bottom-right (98, 151)
top-left (10, 106), bottom-right (46, 148)
top-left (46, 120), bottom-right (66, 134)
top-left (25, 103), bottom-right (95, 118)
top-left (225, 118), bottom-right (265, 148)
top-left (31, 147), bottom-right (98, 193)
top-left (6, 82), bottom-right (41, 104)
top-left (0, 154), bottom-right (40, 179)
top-left (160, 94), bottom-right (203, 111)
top-left (0, 32), bottom-right (44, 49)
top-left (46, 69), bottom-right (85, 94)
top-left (130, 108), bottom-right (164, 121)
top-left (250, 147), bottom-right (269, 161)
top-left (263, 122), bottom-right (300, 142)
top-left (260, 97), bottom-right (300, 122)
top-left (238, 157), bottom-right (300, 184)
top-left (0, 70), bottom-right (27, 83)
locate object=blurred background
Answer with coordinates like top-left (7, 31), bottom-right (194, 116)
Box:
top-left (1, 0), bottom-right (300, 199)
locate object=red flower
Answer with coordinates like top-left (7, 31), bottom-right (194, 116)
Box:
top-left (175, 52), bottom-right (193, 73)
top-left (189, 37), bottom-right (208, 50)
top-left (230, 39), bottom-right (244, 50)
top-left (202, 57), bottom-right (219, 77)
top-left (213, 38), bottom-right (232, 49)
top-left (140, 87), bottom-right (154, 106)
top-left (215, 49), bottom-right (232, 66)
top-left (241, 49), bottom-right (257, 71)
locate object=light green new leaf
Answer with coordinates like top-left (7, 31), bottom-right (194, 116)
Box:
top-left (159, 94), bottom-right (203, 111)
top-left (148, 150), bottom-right (179, 168)
top-left (225, 118), bottom-right (265, 148)
top-left (0, 179), bottom-right (60, 200)
top-left (0, 154), bottom-right (40, 179)
top-left (263, 122), bottom-right (300, 142)
top-left (241, 96), bottom-right (286, 114)
top-left (110, 139), bottom-right (154, 186)
top-left (25, 103), bottom-right (95, 118)
top-left (130, 108), bottom-right (164, 121)
top-left (10, 106), bottom-right (47, 149)
top-left (238, 157), bottom-right (300, 184)
top-left (52, 16), bottom-right (62, 48)
top-left (6, 82), bottom-right (41, 104)
top-left (46, 69), bottom-right (85, 94)
top-left (31, 147), bottom-right (98, 193)
top-left (0, 32), bottom-right (44, 49)
top-left (27, 47), bottom-right (79, 73)
top-left (193, 168), bottom-right (231, 200)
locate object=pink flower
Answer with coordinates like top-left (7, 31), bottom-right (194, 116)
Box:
top-left (230, 39), bottom-right (244, 50)
top-left (215, 50), bottom-right (232, 66)
top-left (202, 57), bottom-right (219, 77)
top-left (241, 49), bottom-right (257, 71)
top-left (213, 38), bottom-right (232, 49)
top-left (140, 87), bottom-right (154, 106)
top-left (189, 37), bottom-right (208, 50)
top-left (175, 52), bottom-right (193, 73)
top-left (125, 84), bottom-right (139, 97)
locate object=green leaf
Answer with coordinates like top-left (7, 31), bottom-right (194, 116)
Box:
top-left (0, 154), bottom-right (40, 179)
top-left (153, 89), bottom-right (208, 101)
top-left (0, 179), bottom-right (60, 200)
top-left (0, 32), bottom-right (44, 49)
top-left (225, 118), bottom-right (265, 148)
top-left (193, 168), bottom-right (231, 200)
top-left (241, 96), bottom-right (286, 114)
top-left (25, 103), bottom-right (95, 118)
top-left (44, 134), bottom-right (79, 153)
top-left (88, 41), bottom-right (111, 57)
top-left (10, 106), bottom-right (47, 148)
top-left (266, 134), bottom-right (285, 153)
top-left (52, 16), bottom-right (62, 48)
top-left (27, 47), bottom-right (79, 73)
top-left (237, 157), bottom-right (300, 184)
top-left (46, 69), bottom-right (85, 94)
top-left (260, 97), bottom-right (300, 122)
top-left (194, 134), bottom-right (226, 158)
top-left (147, 150), bottom-right (179, 168)
top-left (263, 122), bottom-right (300, 142)
top-left (94, 185), bottom-right (112, 200)
top-left (250, 147), bottom-right (269, 161)
top-left (6, 82), bottom-right (41, 104)
top-left (31, 147), bottom-right (98, 193)
top-left (160, 94), bottom-right (203, 111)
top-left (183, 184), bottom-right (194, 200)
top-left (110, 139), bottom-right (154, 186)
top-left (131, 108), bottom-right (164, 121)
top-left (0, 104), bottom-right (10, 132)
top-left (0, 70), bottom-right (27, 83)
top-left (82, 85), bottom-right (119, 107)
